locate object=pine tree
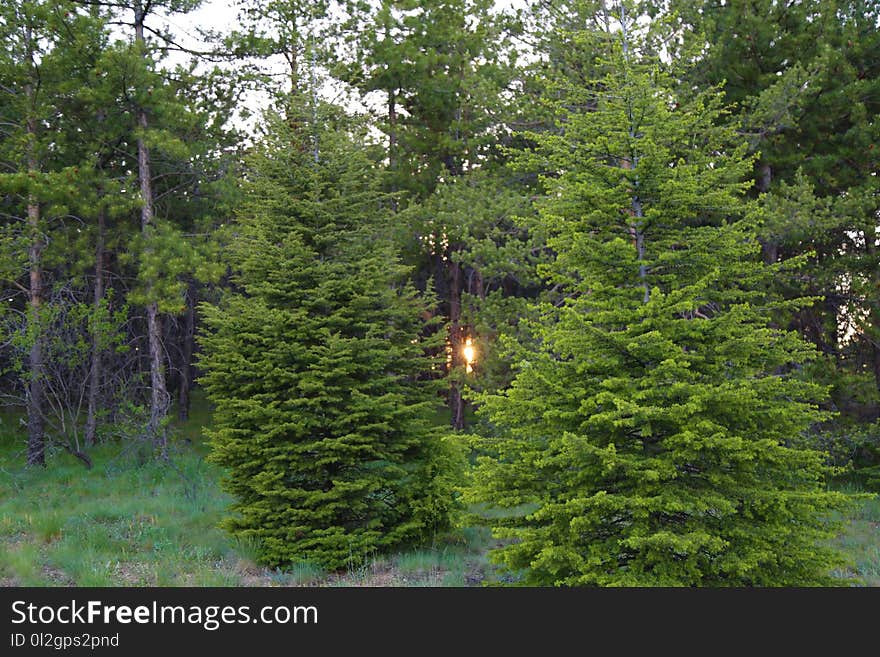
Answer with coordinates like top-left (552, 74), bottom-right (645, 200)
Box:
top-left (339, 0), bottom-right (519, 428)
top-left (198, 109), bottom-right (459, 569)
top-left (465, 2), bottom-right (851, 586)
top-left (667, 0), bottom-right (880, 421)
top-left (94, 0), bottom-right (222, 455)
top-left (0, 0), bottom-right (110, 464)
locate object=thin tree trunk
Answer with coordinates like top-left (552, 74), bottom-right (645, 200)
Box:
top-left (756, 163), bottom-right (778, 263)
top-left (619, 3), bottom-right (649, 304)
top-left (145, 303), bottom-right (168, 454)
top-left (26, 181), bottom-right (45, 466)
top-left (621, 151), bottom-right (647, 302)
top-left (471, 266), bottom-right (484, 300)
top-left (135, 4), bottom-right (168, 456)
top-left (626, 127), bottom-right (647, 303)
top-left (632, 200), bottom-right (648, 304)
top-left (309, 39), bottom-right (319, 163)
top-left (448, 255), bottom-right (465, 430)
top-left (178, 281), bottom-right (195, 422)
top-left (85, 205), bottom-right (105, 446)
top-left (388, 88), bottom-right (398, 212)
top-left (872, 338), bottom-right (880, 421)
top-left (24, 66), bottom-right (45, 466)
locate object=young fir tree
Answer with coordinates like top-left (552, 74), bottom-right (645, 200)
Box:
top-left (198, 107), bottom-right (458, 570)
top-left (465, 2), bottom-right (851, 586)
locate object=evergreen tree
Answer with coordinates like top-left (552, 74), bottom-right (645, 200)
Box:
top-left (667, 0), bottom-right (880, 423)
top-left (93, 0), bottom-right (224, 455)
top-left (465, 2), bottom-right (850, 586)
top-left (339, 0), bottom-right (519, 428)
top-left (0, 0), bottom-right (109, 464)
top-left (198, 108), bottom-right (458, 569)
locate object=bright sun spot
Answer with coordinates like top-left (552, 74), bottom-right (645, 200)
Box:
top-left (463, 337), bottom-right (476, 373)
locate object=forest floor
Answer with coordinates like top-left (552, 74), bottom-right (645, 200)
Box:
top-left (0, 400), bottom-right (877, 587)
top-left (0, 401), bottom-right (508, 587)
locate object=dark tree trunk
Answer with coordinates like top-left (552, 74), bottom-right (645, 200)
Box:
top-left (178, 281), bottom-right (195, 422)
top-left (756, 163), bottom-right (779, 264)
top-left (388, 88), bottom-right (398, 212)
top-left (470, 266), bottom-right (484, 300)
top-left (26, 194), bottom-right (45, 467)
top-left (85, 205), bottom-right (106, 446)
top-left (620, 141), bottom-right (647, 303)
top-left (869, 238), bottom-right (880, 419)
top-left (448, 255), bottom-right (465, 430)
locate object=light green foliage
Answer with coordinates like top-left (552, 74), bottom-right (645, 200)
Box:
top-left (465, 3), bottom-right (851, 586)
top-left (199, 109), bottom-right (460, 569)
top-left (124, 220), bottom-right (224, 313)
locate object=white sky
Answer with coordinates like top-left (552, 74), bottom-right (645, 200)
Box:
top-left (162, 0), bottom-right (530, 54)
top-left (149, 0), bottom-right (531, 133)
top-left (180, 0), bottom-right (529, 28)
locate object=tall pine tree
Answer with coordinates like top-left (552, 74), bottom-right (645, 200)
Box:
top-left (339, 0), bottom-right (519, 428)
top-left (667, 0), bottom-right (880, 423)
top-left (0, 0), bottom-right (110, 464)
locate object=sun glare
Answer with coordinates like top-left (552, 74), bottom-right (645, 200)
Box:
top-left (463, 337), bottom-right (476, 373)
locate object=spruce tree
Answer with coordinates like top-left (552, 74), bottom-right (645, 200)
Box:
top-left (465, 2), bottom-right (850, 586)
top-left (198, 109), bottom-right (458, 570)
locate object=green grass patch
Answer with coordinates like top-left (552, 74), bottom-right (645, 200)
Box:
top-left (0, 399), bottom-right (496, 587)
top-left (2, 397), bottom-right (875, 587)
top-left (832, 491), bottom-right (880, 586)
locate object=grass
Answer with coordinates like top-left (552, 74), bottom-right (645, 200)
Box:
top-left (1, 396), bottom-right (877, 587)
top-left (0, 398), bottom-right (502, 587)
top-left (831, 490), bottom-right (880, 586)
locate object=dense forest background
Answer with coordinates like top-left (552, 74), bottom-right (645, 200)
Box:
top-left (1, 0), bottom-right (878, 586)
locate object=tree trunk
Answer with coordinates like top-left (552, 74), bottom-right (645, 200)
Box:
top-left (756, 163), bottom-right (778, 264)
top-left (178, 281), bottom-right (195, 422)
top-left (869, 239), bottom-right (880, 419)
top-left (135, 4), bottom-right (168, 456)
top-left (621, 148), bottom-right (647, 302)
top-left (145, 300), bottom-right (168, 453)
top-left (618, 11), bottom-right (649, 305)
top-left (633, 203), bottom-right (648, 304)
top-left (24, 72), bottom-right (44, 466)
top-left (26, 192), bottom-right (45, 466)
top-left (388, 88), bottom-right (398, 213)
top-left (448, 255), bottom-right (465, 430)
top-left (85, 206), bottom-right (106, 446)
top-left (872, 338), bottom-right (880, 421)
top-left (470, 266), bottom-right (484, 300)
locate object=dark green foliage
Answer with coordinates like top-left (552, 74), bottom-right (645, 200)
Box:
top-left (465, 5), bottom-right (852, 586)
top-left (341, 0), bottom-right (515, 198)
top-left (669, 0), bottom-right (880, 421)
top-left (199, 112), bottom-right (459, 569)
